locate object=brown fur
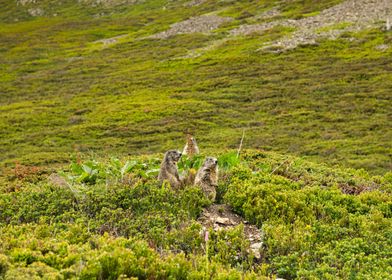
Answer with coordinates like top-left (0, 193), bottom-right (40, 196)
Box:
top-left (158, 150), bottom-right (182, 188)
top-left (182, 134), bottom-right (200, 157)
top-left (194, 157), bottom-right (218, 201)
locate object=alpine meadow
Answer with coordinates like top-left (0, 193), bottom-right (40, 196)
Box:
top-left (0, 0), bottom-right (392, 279)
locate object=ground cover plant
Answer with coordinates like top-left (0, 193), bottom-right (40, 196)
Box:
top-left (1, 0), bottom-right (392, 279)
top-left (1, 0), bottom-right (391, 174)
top-left (1, 150), bottom-right (392, 279)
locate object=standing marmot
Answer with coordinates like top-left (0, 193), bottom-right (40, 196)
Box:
top-left (182, 134), bottom-right (199, 157)
top-left (158, 150), bottom-right (182, 188)
top-left (194, 157), bottom-right (218, 201)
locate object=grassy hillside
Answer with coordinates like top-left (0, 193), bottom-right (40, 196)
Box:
top-left (1, 1), bottom-right (392, 278)
top-left (1, 150), bottom-right (391, 279)
top-left (1, 0), bottom-right (391, 174)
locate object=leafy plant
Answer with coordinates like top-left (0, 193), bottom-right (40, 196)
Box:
top-left (218, 152), bottom-right (242, 171)
top-left (66, 157), bottom-right (161, 185)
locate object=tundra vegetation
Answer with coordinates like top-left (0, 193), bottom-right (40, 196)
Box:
top-left (0, 0), bottom-right (391, 173)
top-left (1, 0), bottom-right (392, 279)
top-left (1, 150), bottom-right (392, 279)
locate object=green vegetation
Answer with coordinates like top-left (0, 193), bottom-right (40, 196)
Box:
top-left (1, 0), bottom-right (392, 279)
top-left (226, 150), bottom-right (392, 279)
top-left (1, 150), bottom-right (391, 279)
top-left (1, 0), bottom-right (391, 174)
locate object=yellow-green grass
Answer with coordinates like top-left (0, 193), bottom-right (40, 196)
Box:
top-left (1, 0), bottom-right (391, 175)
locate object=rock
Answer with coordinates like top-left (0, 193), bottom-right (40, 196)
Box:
top-left (28, 8), bottom-right (44, 17)
top-left (250, 242), bottom-right (263, 259)
top-left (17, 0), bottom-right (36, 5)
top-left (198, 204), bottom-right (264, 262)
top-left (215, 217), bottom-right (232, 225)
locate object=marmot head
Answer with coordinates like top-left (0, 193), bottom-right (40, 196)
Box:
top-left (203, 157), bottom-right (218, 169)
top-left (186, 134), bottom-right (197, 144)
top-left (164, 150), bottom-right (182, 163)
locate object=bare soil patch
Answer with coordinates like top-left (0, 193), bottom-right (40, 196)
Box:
top-left (231, 0), bottom-right (392, 50)
top-left (198, 204), bottom-right (263, 258)
top-left (150, 15), bottom-right (232, 39)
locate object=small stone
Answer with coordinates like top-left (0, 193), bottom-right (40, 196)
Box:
top-left (215, 217), bottom-right (232, 225)
top-left (213, 224), bottom-right (221, 231)
top-left (250, 242), bottom-right (263, 259)
top-left (28, 8), bottom-right (44, 17)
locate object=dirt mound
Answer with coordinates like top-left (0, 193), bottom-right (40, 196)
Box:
top-left (150, 15), bottom-right (232, 39)
top-left (198, 204), bottom-right (263, 258)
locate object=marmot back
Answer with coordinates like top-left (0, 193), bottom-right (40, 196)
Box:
top-left (194, 157), bottom-right (218, 201)
top-left (158, 150), bottom-right (182, 188)
top-left (182, 134), bottom-right (199, 157)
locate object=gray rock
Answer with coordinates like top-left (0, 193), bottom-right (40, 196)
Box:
top-left (28, 8), bottom-right (44, 17)
top-left (215, 217), bottom-right (232, 225)
top-left (250, 242), bottom-right (263, 259)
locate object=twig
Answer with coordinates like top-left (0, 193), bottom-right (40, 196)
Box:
top-left (271, 159), bottom-right (290, 174)
top-left (205, 230), bottom-right (209, 276)
top-left (237, 129), bottom-right (245, 158)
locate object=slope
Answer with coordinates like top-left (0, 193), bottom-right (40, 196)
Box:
top-left (1, 0), bottom-right (391, 173)
top-left (1, 150), bottom-right (392, 279)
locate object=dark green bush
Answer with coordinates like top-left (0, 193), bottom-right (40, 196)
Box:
top-left (224, 161), bottom-right (392, 279)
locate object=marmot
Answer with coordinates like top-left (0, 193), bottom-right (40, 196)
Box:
top-left (158, 150), bottom-right (182, 188)
top-left (182, 134), bottom-right (199, 157)
top-left (194, 157), bottom-right (218, 201)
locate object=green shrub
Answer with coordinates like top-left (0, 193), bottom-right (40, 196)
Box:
top-left (0, 254), bottom-right (9, 277)
top-left (223, 157), bottom-right (392, 279)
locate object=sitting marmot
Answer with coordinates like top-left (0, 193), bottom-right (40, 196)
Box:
top-left (158, 150), bottom-right (182, 188)
top-left (182, 134), bottom-right (199, 157)
top-left (194, 157), bottom-right (218, 201)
